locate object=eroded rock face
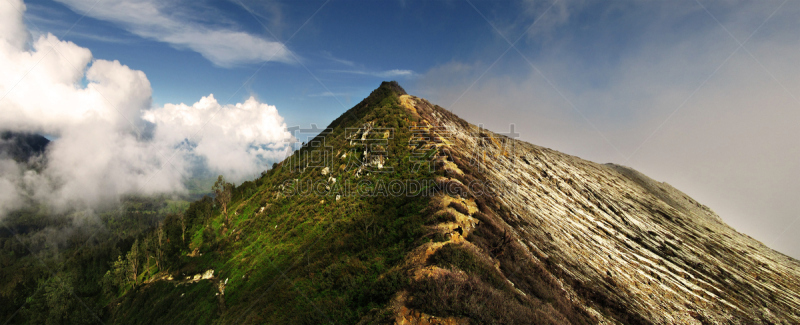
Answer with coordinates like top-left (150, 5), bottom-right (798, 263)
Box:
top-left (399, 94), bottom-right (800, 324)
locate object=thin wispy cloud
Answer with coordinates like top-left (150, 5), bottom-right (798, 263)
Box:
top-left (308, 91), bottom-right (349, 98)
top-left (26, 24), bottom-right (135, 44)
top-left (53, 0), bottom-right (293, 67)
top-left (327, 69), bottom-right (415, 78)
top-left (319, 50), bottom-right (355, 67)
top-left (23, 7), bottom-right (136, 44)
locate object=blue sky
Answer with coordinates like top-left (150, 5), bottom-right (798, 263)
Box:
top-left (18, 0), bottom-right (642, 127)
top-left (21, 0), bottom-right (505, 126)
top-left (16, 0), bottom-right (722, 124)
top-left (8, 0), bottom-right (800, 257)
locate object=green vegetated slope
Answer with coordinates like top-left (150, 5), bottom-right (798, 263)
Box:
top-left (107, 82), bottom-right (440, 324)
top-left (105, 81), bottom-right (605, 325)
top-left (0, 195), bottom-right (193, 325)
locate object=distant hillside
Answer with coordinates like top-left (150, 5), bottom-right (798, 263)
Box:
top-left (0, 131), bottom-right (49, 163)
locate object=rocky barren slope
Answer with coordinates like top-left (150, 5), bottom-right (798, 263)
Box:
top-left (392, 83), bottom-right (800, 324)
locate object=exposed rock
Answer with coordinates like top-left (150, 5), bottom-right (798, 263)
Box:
top-left (395, 93), bottom-right (800, 324)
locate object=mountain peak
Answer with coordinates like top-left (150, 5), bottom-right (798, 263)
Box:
top-left (360, 81), bottom-right (407, 107)
top-left (377, 80), bottom-right (407, 96)
top-left (324, 81), bottom-right (411, 131)
top-left (98, 85), bottom-right (800, 324)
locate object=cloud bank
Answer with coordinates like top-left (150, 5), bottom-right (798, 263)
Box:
top-left (52, 0), bottom-right (293, 67)
top-left (0, 0), bottom-right (290, 216)
top-left (143, 95), bottom-right (291, 181)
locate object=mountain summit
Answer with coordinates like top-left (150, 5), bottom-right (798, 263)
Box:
top-left (101, 82), bottom-right (799, 324)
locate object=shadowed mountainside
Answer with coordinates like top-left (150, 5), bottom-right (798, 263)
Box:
top-left (0, 131), bottom-right (49, 163)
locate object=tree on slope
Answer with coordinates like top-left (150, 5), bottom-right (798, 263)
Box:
top-left (213, 175), bottom-right (233, 225)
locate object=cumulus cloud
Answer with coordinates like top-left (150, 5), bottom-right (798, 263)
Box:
top-left (143, 95), bottom-right (292, 181)
top-left (0, 0), bottom-right (290, 216)
top-left (52, 0), bottom-right (293, 67)
top-left (0, 0), bottom-right (28, 49)
top-left (415, 1), bottom-right (800, 257)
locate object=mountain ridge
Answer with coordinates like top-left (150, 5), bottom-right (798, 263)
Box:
top-left (100, 81), bottom-right (800, 324)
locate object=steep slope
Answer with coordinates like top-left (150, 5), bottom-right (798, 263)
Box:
top-left (105, 81), bottom-right (800, 324)
top-left (107, 82), bottom-right (439, 324)
top-left (395, 90), bottom-right (800, 324)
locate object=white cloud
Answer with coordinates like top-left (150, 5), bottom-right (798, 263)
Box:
top-left (0, 158), bottom-right (24, 216)
top-left (320, 51), bottom-right (355, 67)
top-left (143, 94), bottom-right (292, 181)
top-left (0, 0), bottom-right (28, 49)
top-left (327, 69), bottom-right (415, 78)
top-left (0, 0), bottom-right (291, 215)
top-left (52, 0), bottom-right (293, 67)
top-left (308, 91), bottom-right (349, 98)
top-left (378, 69), bottom-right (415, 78)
